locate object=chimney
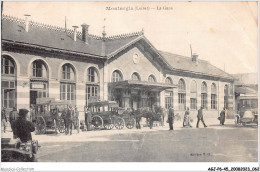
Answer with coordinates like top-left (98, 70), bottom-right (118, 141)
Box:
top-left (192, 53), bottom-right (198, 64)
top-left (72, 26), bottom-right (79, 41)
top-left (24, 14), bottom-right (31, 32)
top-left (81, 23), bottom-right (89, 44)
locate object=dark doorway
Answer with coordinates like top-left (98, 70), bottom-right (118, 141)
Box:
top-left (30, 91), bottom-right (37, 106)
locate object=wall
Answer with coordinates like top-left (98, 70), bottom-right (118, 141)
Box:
top-left (2, 50), bottom-right (103, 120)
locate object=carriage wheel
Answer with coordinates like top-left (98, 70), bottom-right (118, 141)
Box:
top-left (35, 116), bottom-right (46, 135)
top-left (92, 115), bottom-right (103, 129)
top-left (58, 119), bottom-right (65, 133)
top-left (104, 117), bottom-right (114, 130)
top-left (126, 118), bottom-right (136, 129)
top-left (114, 117), bottom-right (125, 130)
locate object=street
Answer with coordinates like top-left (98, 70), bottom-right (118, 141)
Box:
top-left (1, 119), bottom-right (258, 162)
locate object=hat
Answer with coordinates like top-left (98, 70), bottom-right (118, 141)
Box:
top-left (19, 109), bottom-right (29, 117)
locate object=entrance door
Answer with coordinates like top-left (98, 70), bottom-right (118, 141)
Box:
top-left (30, 91), bottom-right (37, 106)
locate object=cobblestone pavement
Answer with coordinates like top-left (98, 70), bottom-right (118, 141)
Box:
top-left (1, 119), bottom-right (258, 162)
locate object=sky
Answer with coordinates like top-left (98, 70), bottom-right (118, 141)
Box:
top-left (2, 1), bottom-right (258, 74)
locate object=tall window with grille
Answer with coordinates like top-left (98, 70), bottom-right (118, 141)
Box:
top-left (131, 72), bottom-right (141, 81)
top-left (86, 67), bottom-right (99, 105)
top-left (165, 91), bottom-right (173, 109)
top-left (148, 75), bottom-right (156, 82)
top-left (112, 70), bottom-right (123, 82)
top-left (1, 55), bottom-right (17, 109)
top-left (211, 83), bottom-right (217, 109)
top-left (178, 79), bottom-right (186, 110)
top-left (190, 80), bottom-right (197, 110)
top-left (224, 84), bottom-right (229, 109)
top-left (60, 64), bottom-right (76, 106)
top-left (201, 82), bottom-right (207, 109)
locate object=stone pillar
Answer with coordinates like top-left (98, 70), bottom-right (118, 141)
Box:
top-left (49, 79), bottom-right (60, 100)
top-left (103, 61), bottom-right (109, 101)
top-left (16, 76), bottom-right (30, 110)
top-left (76, 83), bottom-right (85, 121)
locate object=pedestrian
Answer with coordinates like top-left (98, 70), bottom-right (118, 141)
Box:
top-left (136, 114), bottom-right (141, 129)
top-left (1, 107), bottom-right (7, 133)
top-left (148, 112), bottom-right (153, 129)
top-left (85, 108), bottom-right (92, 131)
top-left (9, 107), bottom-right (18, 126)
top-left (52, 106), bottom-right (59, 134)
top-left (183, 107), bottom-right (192, 127)
top-left (11, 109), bottom-right (35, 142)
top-left (196, 107), bottom-right (207, 128)
top-left (161, 108), bottom-right (166, 126)
top-left (168, 106), bottom-right (174, 130)
top-left (220, 107), bottom-right (226, 125)
top-left (30, 105), bottom-right (36, 123)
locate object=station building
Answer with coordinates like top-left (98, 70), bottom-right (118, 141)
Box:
top-left (1, 15), bottom-right (235, 120)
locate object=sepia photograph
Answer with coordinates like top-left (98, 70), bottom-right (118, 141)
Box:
top-left (0, 1), bottom-right (259, 171)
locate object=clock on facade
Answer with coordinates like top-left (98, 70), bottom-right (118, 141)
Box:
top-left (133, 54), bottom-right (140, 64)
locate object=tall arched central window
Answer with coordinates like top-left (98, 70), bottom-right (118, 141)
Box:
top-left (112, 70), bottom-right (123, 82)
top-left (201, 82), bottom-right (207, 109)
top-left (165, 77), bottom-right (173, 109)
top-left (131, 72), bottom-right (141, 81)
top-left (178, 79), bottom-right (186, 110)
top-left (1, 55), bottom-right (17, 108)
top-left (190, 80), bottom-right (197, 110)
top-left (224, 84), bottom-right (229, 109)
top-left (60, 63), bottom-right (76, 106)
top-left (148, 75), bottom-right (156, 83)
top-left (211, 83), bottom-right (217, 109)
top-left (86, 67), bottom-right (99, 105)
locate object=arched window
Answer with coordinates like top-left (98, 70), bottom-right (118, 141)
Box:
top-left (224, 84), bottom-right (229, 109)
top-left (178, 79), bottom-right (186, 110)
top-left (62, 64), bottom-right (75, 81)
top-left (201, 82), bottom-right (207, 109)
top-left (31, 60), bottom-right (48, 78)
top-left (112, 70), bottom-right (123, 82)
top-left (165, 77), bottom-right (173, 84)
top-left (131, 72), bottom-right (141, 81)
top-left (88, 67), bottom-right (99, 83)
top-left (86, 67), bottom-right (100, 106)
top-left (60, 63), bottom-right (76, 106)
top-left (190, 80), bottom-right (197, 110)
top-left (30, 60), bottom-right (49, 106)
top-left (211, 83), bottom-right (217, 109)
top-left (1, 55), bottom-right (16, 108)
top-left (1, 56), bottom-right (15, 75)
top-left (148, 75), bottom-right (156, 83)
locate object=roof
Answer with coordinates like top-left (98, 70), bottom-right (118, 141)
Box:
top-left (1, 15), bottom-right (142, 58)
top-left (159, 51), bottom-right (234, 80)
top-left (2, 15), bottom-right (234, 81)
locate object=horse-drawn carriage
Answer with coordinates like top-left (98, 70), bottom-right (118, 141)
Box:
top-left (86, 101), bottom-right (136, 130)
top-left (35, 98), bottom-right (79, 134)
top-left (132, 105), bottom-right (163, 127)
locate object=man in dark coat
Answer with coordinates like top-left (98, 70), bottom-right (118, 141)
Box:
top-left (220, 107), bottom-right (226, 125)
top-left (1, 107), bottom-right (7, 133)
top-left (85, 108), bottom-right (92, 131)
top-left (11, 109), bottom-right (35, 143)
top-left (196, 107), bottom-right (207, 128)
top-left (168, 106), bottom-right (174, 130)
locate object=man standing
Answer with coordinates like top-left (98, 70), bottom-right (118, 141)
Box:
top-left (11, 109), bottom-right (35, 142)
top-left (220, 107), bottom-right (226, 125)
top-left (168, 106), bottom-right (174, 130)
top-left (196, 107), bottom-right (207, 128)
top-left (1, 107), bottom-right (7, 133)
top-left (85, 108), bottom-right (92, 131)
